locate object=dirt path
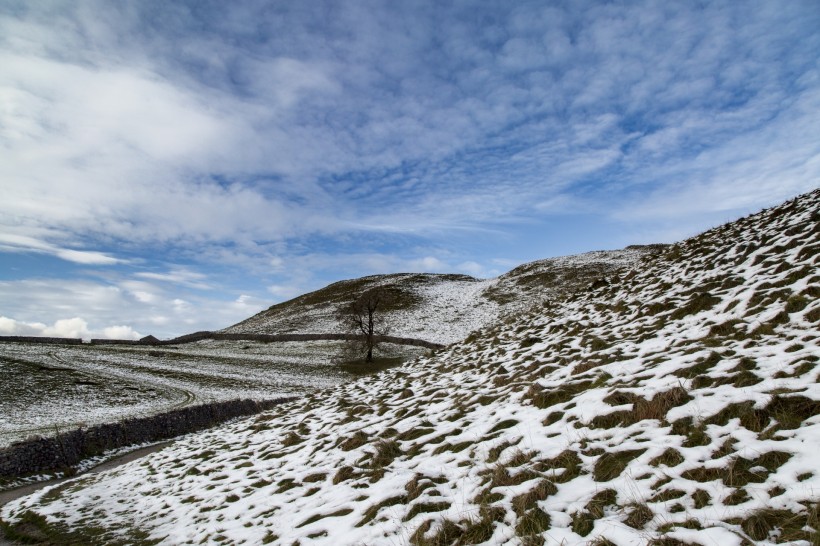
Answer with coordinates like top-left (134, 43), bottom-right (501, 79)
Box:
top-left (0, 441), bottom-right (173, 544)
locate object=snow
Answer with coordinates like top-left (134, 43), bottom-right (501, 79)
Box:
top-left (2, 190), bottom-right (819, 544)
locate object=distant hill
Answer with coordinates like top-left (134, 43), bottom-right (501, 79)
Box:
top-left (4, 190), bottom-right (817, 544)
top-left (224, 245), bottom-right (666, 345)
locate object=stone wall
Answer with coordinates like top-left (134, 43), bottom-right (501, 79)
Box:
top-left (0, 398), bottom-right (293, 478)
top-left (87, 331), bottom-right (445, 349)
top-left (2, 332), bottom-right (444, 350)
top-left (0, 336), bottom-right (82, 345)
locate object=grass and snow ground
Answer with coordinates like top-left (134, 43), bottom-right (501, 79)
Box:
top-left (0, 340), bottom-right (424, 448)
top-left (2, 191), bottom-right (818, 545)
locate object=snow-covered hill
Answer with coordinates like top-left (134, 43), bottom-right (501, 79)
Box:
top-left (2, 190), bottom-right (818, 545)
top-left (224, 246), bottom-right (663, 345)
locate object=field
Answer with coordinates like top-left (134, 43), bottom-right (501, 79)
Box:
top-left (0, 340), bottom-right (425, 447)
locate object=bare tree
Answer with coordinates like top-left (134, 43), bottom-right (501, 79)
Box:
top-left (337, 288), bottom-right (391, 363)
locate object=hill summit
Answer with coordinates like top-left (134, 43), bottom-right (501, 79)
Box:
top-left (2, 190), bottom-right (818, 545)
top-left (224, 245), bottom-right (665, 345)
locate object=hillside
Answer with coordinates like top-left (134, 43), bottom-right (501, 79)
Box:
top-left (2, 190), bottom-right (818, 545)
top-left (224, 246), bottom-right (664, 345)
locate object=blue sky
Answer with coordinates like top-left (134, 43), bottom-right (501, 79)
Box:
top-left (1, 0), bottom-right (819, 340)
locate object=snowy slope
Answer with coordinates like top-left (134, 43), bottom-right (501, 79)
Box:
top-left (2, 190), bottom-right (818, 545)
top-left (223, 247), bottom-right (660, 345)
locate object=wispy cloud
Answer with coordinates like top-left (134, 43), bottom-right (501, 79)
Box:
top-left (0, 233), bottom-right (122, 265)
top-left (135, 269), bottom-right (211, 290)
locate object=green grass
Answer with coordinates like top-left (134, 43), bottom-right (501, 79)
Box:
top-left (339, 356), bottom-right (408, 375)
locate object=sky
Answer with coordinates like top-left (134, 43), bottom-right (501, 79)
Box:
top-left (1, 0), bottom-right (819, 340)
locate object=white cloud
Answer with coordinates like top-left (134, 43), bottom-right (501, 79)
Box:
top-left (131, 291), bottom-right (157, 304)
top-left (102, 325), bottom-right (142, 340)
top-left (229, 295), bottom-right (267, 316)
top-left (42, 317), bottom-right (91, 339)
top-left (269, 257), bottom-right (285, 271)
top-left (0, 316), bottom-right (89, 339)
top-left (408, 256), bottom-right (447, 273)
top-left (456, 261), bottom-right (496, 278)
top-left (268, 285), bottom-right (303, 301)
top-left (0, 316), bottom-right (47, 336)
top-left (0, 233), bottom-right (122, 265)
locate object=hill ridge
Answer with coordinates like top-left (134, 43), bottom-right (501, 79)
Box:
top-left (224, 246), bottom-right (663, 345)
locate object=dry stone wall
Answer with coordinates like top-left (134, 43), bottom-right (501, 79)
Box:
top-left (1, 332), bottom-right (444, 349)
top-left (0, 398), bottom-right (292, 478)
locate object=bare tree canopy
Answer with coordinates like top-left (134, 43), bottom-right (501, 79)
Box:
top-left (337, 288), bottom-right (392, 363)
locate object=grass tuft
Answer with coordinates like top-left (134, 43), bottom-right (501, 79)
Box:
top-left (593, 449), bottom-right (646, 481)
top-left (512, 479), bottom-right (558, 516)
top-left (624, 503), bottom-right (654, 529)
top-left (296, 508), bottom-right (354, 528)
top-left (403, 501), bottom-right (452, 522)
top-left (332, 466), bottom-right (356, 484)
top-left (535, 450), bottom-right (583, 483)
top-left (356, 495), bottom-right (407, 527)
top-left (515, 507), bottom-right (551, 537)
top-left (369, 439), bottom-right (402, 469)
top-left (488, 419), bottom-right (519, 433)
top-left (339, 431), bottom-right (369, 451)
top-left (526, 381), bottom-right (592, 409)
top-left (649, 448), bottom-right (685, 467)
top-left (741, 506), bottom-right (817, 542)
